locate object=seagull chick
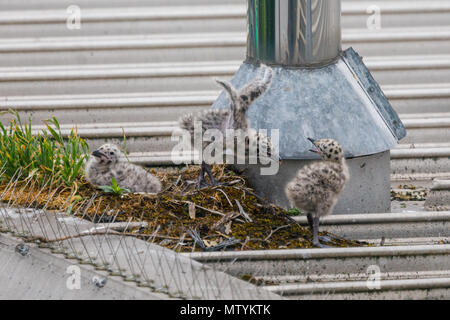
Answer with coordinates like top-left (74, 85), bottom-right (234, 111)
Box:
top-left (179, 64), bottom-right (274, 188)
top-left (285, 138), bottom-right (349, 248)
top-left (85, 143), bottom-right (162, 193)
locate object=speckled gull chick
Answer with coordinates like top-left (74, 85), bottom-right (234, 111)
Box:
top-left (85, 143), bottom-right (162, 193)
top-left (179, 64), bottom-right (273, 188)
top-left (285, 138), bottom-right (350, 248)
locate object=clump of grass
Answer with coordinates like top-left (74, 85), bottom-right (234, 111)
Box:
top-left (0, 110), bottom-right (89, 188)
top-left (98, 177), bottom-right (131, 196)
top-left (286, 208), bottom-right (302, 216)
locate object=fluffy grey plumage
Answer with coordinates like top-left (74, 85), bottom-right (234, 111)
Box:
top-left (178, 64), bottom-right (274, 187)
top-left (285, 138), bottom-right (349, 247)
top-left (215, 64), bottom-right (273, 131)
top-left (179, 64), bottom-right (273, 140)
top-left (85, 144), bottom-right (162, 193)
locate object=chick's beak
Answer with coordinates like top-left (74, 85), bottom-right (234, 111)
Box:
top-left (92, 150), bottom-right (105, 158)
top-left (306, 137), bottom-right (321, 154)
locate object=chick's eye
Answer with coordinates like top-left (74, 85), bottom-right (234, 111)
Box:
top-left (110, 152), bottom-right (115, 155)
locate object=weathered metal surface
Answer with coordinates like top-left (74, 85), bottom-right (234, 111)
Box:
top-left (343, 48), bottom-right (406, 140)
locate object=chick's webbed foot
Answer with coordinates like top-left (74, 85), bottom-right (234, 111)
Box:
top-left (318, 235), bottom-right (332, 244)
top-left (196, 161), bottom-right (225, 189)
top-left (202, 161), bottom-right (226, 187)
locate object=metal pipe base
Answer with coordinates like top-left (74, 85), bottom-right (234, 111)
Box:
top-left (238, 151), bottom-right (391, 214)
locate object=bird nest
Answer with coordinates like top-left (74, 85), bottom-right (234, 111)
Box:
top-left (0, 165), bottom-right (362, 252)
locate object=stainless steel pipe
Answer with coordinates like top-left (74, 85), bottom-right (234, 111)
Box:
top-left (247, 0), bottom-right (342, 66)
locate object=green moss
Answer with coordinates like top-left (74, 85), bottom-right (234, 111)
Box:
top-left (286, 208), bottom-right (303, 216)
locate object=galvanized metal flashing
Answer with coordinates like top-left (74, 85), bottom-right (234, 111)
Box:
top-left (342, 47), bottom-right (407, 140)
top-left (212, 48), bottom-right (404, 159)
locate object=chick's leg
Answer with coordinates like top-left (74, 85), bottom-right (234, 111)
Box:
top-left (312, 216), bottom-right (331, 248)
top-left (197, 161), bottom-right (210, 189)
top-left (308, 213), bottom-right (331, 243)
top-left (306, 213), bottom-right (314, 232)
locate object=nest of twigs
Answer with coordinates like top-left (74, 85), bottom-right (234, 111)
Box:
top-left (0, 165), bottom-right (362, 252)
